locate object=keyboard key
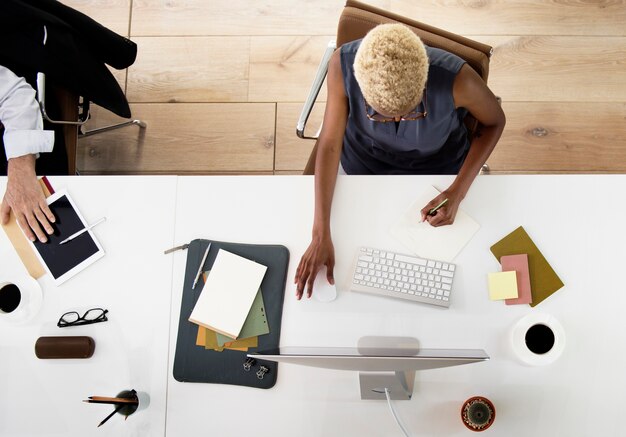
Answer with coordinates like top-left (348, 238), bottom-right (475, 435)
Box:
top-left (395, 254), bottom-right (427, 266)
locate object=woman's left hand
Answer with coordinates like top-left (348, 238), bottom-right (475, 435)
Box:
top-left (420, 188), bottom-right (463, 227)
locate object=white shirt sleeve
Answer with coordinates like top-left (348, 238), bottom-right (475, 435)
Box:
top-left (0, 65), bottom-right (55, 159)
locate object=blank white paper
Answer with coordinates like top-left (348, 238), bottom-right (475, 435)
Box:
top-left (389, 186), bottom-right (480, 262)
top-left (189, 249), bottom-right (267, 339)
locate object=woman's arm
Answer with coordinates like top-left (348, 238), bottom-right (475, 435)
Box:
top-left (421, 64), bottom-right (506, 226)
top-left (294, 50), bottom-right (349, 299)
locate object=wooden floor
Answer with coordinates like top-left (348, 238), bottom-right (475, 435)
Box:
top-left (64, 0), bottom-right (626, 175)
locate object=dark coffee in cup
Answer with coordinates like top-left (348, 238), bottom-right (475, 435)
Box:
top-left (0, 283), bottom-right (22, 313)
top-left (525, 323), bottom-right (555, 355)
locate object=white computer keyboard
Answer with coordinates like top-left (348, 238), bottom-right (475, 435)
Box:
top-left (349, 247), bottom-right (456, 308)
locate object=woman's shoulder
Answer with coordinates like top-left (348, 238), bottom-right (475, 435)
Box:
top-left (426, 46), bottom-right (466, 74)
top-left (339, 39), bottom-right (362, 57)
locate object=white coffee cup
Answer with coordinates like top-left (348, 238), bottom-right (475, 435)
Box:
top-left (0, 275), bottom-right (43, 324)
top-left (511, 313), bottom-right (565, 366)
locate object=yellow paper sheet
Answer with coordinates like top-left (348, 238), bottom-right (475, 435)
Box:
top-left (488, 271), bottom-right (518, 300)
top-left (196, 326), bottom-right (206, 346)
top-left (224, 336), bottom-right (258, 349)
top-left (203, 327), bottom-right (224, 351)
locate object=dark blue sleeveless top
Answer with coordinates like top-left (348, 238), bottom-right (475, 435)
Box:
top-left (340, 39), bottom-right (470, 175)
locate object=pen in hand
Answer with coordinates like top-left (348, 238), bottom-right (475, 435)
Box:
top-left (421, 198), bottom-right (448, 222)
top-left (428, 198), bottom-right (448, 216)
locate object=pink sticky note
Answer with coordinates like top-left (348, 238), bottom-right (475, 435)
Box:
top-left (502, 254), bottom-right (533, 305)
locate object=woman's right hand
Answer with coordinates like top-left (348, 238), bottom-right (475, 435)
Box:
top-left (294, 235), bottom-right (335, 300)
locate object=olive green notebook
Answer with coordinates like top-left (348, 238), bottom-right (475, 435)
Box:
top-left (490, 226), bottom-right (564, 307)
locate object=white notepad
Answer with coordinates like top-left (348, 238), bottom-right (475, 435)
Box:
top-left (189, 249), bottom-right (267, 339)
top-left (389, 186), bottom-right (480, 262)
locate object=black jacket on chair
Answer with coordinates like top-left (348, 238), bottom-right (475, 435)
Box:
top-left (0, 0), bottom-right (137, 118)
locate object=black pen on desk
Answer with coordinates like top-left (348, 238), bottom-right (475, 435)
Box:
top-left (98, 403), bottom-right (123, 428)
top-left (59, 217), bottom-right (106, 245)
top-left (192, 243), bottom-right (211, 289)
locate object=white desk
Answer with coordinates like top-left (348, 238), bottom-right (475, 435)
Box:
top-left (0, 176), bottom-right (177, 437)
top-left (2, 175), bottom-right (625, 436)
top-left (168, 175), bottom-right (626, 437)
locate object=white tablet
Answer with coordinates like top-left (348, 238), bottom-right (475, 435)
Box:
top-left (28, 190), bottom-right (105, 285)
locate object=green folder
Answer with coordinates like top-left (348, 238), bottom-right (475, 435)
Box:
top-left (215, 287), bottom-right (269, 347)
top-left (490, 226), bottom-right (564, 307)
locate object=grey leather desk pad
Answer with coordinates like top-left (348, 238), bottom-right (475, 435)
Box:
top-left (173, 239), bottom-right (289, 389)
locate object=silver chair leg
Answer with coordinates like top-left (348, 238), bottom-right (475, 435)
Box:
top-left (80, 119), bottom-right (146, 137)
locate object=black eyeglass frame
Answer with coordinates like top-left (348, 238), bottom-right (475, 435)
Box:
top-left (57, 308), bottom-right (109, 328)
top-left (363, 91), bottom-right (428, 123)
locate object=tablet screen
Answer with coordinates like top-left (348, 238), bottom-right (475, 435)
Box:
top-left (31, 191), bottom-right (104, 284)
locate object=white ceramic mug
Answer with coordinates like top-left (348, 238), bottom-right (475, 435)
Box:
top-left (0, 276), bottom-right (43, 323)
top-left (511, 313), bottom-right (566, 366)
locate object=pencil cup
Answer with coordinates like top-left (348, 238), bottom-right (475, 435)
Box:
top-left (115, 390), bottom-right (149, 416)
top-left (0, 276), bottom-right (42, 324)
top-left (115, 390), bottom-right (139, 417)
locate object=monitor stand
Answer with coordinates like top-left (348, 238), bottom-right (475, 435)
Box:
top-left (357, 336), bottom-right (419, 401)
top-left (359, 370), bottom-right (416, 400)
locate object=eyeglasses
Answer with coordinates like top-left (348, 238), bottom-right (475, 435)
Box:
top-left (364, 91), bottom-right (428, 123)
top-left (58, 308), bottom-right (108, 328)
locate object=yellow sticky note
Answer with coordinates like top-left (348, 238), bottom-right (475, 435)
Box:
top-left (488, 271), bottom-right (519, 300)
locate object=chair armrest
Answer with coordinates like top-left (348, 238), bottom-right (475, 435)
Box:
top-left (296, 40), bottom-right (336, 140)
top-left (36, 73), bottom-right (90, 126)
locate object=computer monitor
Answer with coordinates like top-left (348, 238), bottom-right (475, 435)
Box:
top-left (248, 337), bottom-right (489, 400)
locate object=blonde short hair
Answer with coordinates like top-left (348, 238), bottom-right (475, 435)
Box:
top-left (354, 23), bottom-right (429, 116)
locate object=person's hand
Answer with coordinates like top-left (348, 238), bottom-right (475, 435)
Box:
top-left (420, 188), bottom-right (463, 227)
top-left (294, 234), bottom-right (335, 300)
top-left (1, 154), bottom-right (55, 242)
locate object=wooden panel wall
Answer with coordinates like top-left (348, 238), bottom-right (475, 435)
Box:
top-left (62, 0), bottom-right (626, 174)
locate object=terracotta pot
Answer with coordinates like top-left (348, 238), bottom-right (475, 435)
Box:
top-left (461, 396), bottom-right (496, 432)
